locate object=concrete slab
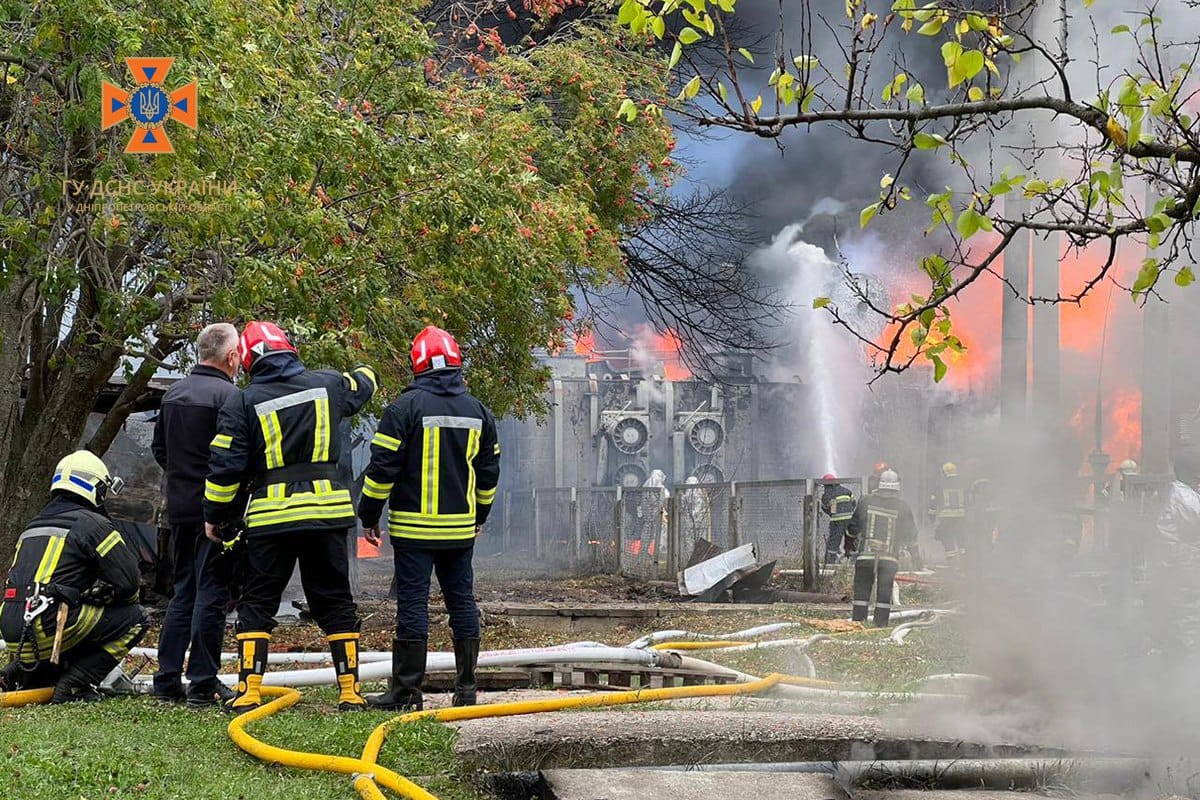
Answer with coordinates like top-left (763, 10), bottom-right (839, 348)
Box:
top-left (856, 793), bottom-right (1124, 800)
top-left (452, 708), bottom-right (1061, 772)
top-left (542, 769), bottom-right (849, 800)
top-left (478, 602), bottom-right (846, 633)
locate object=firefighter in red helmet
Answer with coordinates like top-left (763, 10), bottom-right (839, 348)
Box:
top-left (202, 321), bottom-right (377, 712)
top-left (358, 326), bottom-right (501, 711)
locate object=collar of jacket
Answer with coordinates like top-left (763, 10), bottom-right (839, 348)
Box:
top-left (248, 352), bottom-right (307, 384)
top-left (404, 369), bottom-right (466, 396)
top-left (42, 493), bottom-right (109, 520)
top-left (191, 364), bottom-right (234, 383)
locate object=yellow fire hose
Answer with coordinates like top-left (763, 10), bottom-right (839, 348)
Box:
top-left (0, 686), bottom-right (55, 707)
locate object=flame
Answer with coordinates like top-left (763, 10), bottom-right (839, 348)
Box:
top-left (573, 330), bottom-right (602, 361)
top-left (869, 237), bottom-right (1145, 468)
top-left (639, 327), bottom-right (691, 380)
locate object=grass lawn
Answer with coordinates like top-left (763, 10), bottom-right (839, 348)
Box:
top-left (1, 685), bottom-right (486, 800)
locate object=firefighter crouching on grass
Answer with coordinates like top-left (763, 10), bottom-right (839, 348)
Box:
top-left (202, 321), bottom-right (378, 713)
top-left (1, 451), bottom-right (147, 702)
top-left (358, 326), bottom-right (501, 711)
top-left (844, 469), bottom-right (917, 627)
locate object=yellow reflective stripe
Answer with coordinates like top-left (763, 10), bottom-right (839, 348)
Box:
top-left (96, 530), bottom-right (123, 557)
top-left (261, 411), bottom-right (284, 469)
top-left (205, 480), bottom-right (240, 503)
top-left (211, 434), bottom-right (233, 450)
top-left (245, 505), bottom-right (356, 527)
top-left (312, 396), bottom-right (331, 462)
top-left (371, 432), bottom-right (402, 452)
top-left (363, 476), bottom-right (393, 500)
top-left (103, 620), bottom-right (145, 658)
top-left (466, 427), bottom-right (480, 515)
top-left (493, 443), bottom-right (501, 455)
top-left (421, 427), bottom-right (432, 515)
top-left (355, 366), bottom-right (378, 392)
top-left (343, 372), bottom-right (359, 392)
top-left (247, 488), bottom-right (352, 511)
top-left (388, 510), bottom-right (476, 524)
top-left (34, 536), bottom-right (66, 583)
top-left (267, 482), bottom-right (286, 500)
top-left (388, 525), bottom-right (475, 539)
top-left (476, 487), bottom-right (497, 506)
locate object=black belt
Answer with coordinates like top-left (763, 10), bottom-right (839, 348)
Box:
top-left (255, 463), bottom-right (340, 487)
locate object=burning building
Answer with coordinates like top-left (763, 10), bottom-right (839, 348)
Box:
top-left (496, 335), bottom-right (810, 492)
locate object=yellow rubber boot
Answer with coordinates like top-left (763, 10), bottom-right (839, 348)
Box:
top-left (229, 632), bottom-right (270, 713)
top-left (328, 632), bottom-right (366, 711)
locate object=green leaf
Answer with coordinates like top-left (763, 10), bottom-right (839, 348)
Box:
top-left (718, 82), bottom-right (728, 102)
top-left (617, 98), bottom-right (638, 121)
top-left (968, 86), bottom-right (984, 101)
top-left (1132, 258), bottom-right (1160, 296)
top-left (651, 15), bottom-right (666, 38)
top-left (683, 75), bottom-right (702, 99)
top-left (906, 83), bottom-right (925, 104)
top-left (966, 13), bottom-right (988, 31)
top-left (678, 27), bottom-right (703, 44)
top-left (738, 47), bottom-right (755, 63)
top-left (956, 207), bottom-right (980, 239)
top-left (860, 202), bottom-right (881, 229)
top-left (931, 354), bottom-right (947, 383)
top-left (1176, 266), bottom-right (1195, 287)
top-left (913, 132), bottom-right (945, 149)
top-left (669, 41), bottom-right (683, 69)
top-left (917, 18), bottom-right (944, 35)
top-left (1111, 24), bottom-right (1130, 34)
top-left (812, 296), bottom-right (831, 309)
top-left (959, 50), bottom-right (985, 80)
top-left (793, 55), bottom-right (819, 70)
top-left (750, 94), bottom-right (763, 114)
top-left (941, 41), bottom-right (964, 67)
top-left (617, 0), bottom-right (638, 25)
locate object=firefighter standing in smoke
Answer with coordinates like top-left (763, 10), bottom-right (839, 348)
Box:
top-left (930, 462), bottom-right (967, 561)
top-left (358, 326), bottom-right (500, 711)
top-left (844, 469), bottom-right (917, 626)
top-left (1, 451), bottom-right (147, 702)
top-left (820, 474), bottom-right (855, 562)
top-left (202, 321), bottom-right (378, 713)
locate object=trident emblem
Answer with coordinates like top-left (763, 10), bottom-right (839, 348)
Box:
top-left (101, 58), bottom-right (197, 154)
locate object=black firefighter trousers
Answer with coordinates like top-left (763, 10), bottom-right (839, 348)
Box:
top-left (852, 554), bottom-right (898, 626)
top-left (235, 529), bottom-right (359, 635)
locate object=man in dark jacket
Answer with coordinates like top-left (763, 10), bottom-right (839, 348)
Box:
top-left (820, 475), bottom-right (856, 562)
top-left (845, 469), bottom-right (917, 626)
top-left (203, 321), bottom-right (377, 712)
top-left (1, 451), bottom-right (147, 702)
top-left (151, 322), bottom-right (240, 707)
top-left (359, 326), bottom-right (501, 711)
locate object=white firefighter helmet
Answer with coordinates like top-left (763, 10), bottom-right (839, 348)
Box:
top-left (1119, 458), bottom-right (1139, 475)
top-left (685, 476), bottom-right (699, 485)
top-left (52, 450), bottom-right (123, 507)
top-left (878, 469), bottom-right (901, 492)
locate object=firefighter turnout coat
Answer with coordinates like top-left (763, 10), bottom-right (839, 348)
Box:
top-left (358, 370), bottom-right (500, 547)
top-left (846, 490), bottom-right (918, 558)
top-left (203, 354), bottom-right (377, 534)
top-left (2, 495), bottom-right (142, 665)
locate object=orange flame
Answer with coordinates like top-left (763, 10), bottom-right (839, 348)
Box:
top-left (573, 330), bottom-right (602, 361)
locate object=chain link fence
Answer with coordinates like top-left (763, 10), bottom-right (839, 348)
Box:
top-left (578, 488), bottom-right (621, 574)
top-left (618, 487), bottom-right (669, 580)
top-left (730, 480), bottom-right (806, 566)
top-left (534, 488), bottom-right (577, 571)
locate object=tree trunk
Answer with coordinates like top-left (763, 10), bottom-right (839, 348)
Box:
top-left (0, 345), bottom-right (123, 576)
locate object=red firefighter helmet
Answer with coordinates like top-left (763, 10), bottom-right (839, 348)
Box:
top-left (239, 321), bottom-right (297, 372)
top-left (823, 473), bottom-right (837, 481)
top-left (410, 325), bottom-right (462, 374)
top-left (873, 461), bottom-right (888, 475)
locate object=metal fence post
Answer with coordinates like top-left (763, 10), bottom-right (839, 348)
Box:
top-left (569, 487), bottom-right (579, 570)
top-left (667, 492), bottom-right (678, 577)
top-left (729, 482), bottom-right (741, 549)
top-left (614, 486), bottom-right (624, 576)
top-left (533, 488), bottom-right (542, 559)
top-left (802, 489), bottom-right (817, 591)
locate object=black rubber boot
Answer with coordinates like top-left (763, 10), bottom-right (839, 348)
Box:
top-left (226, 632), bottom-right (270, 713)
top-left (50, 649), bottom-right (119, 704)
top-left (452, 638), bottom-right (479, 707)
top-left (367, 639), bottom-right (425, 712)
top-left (328, 632), bottom-right (367, 711)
